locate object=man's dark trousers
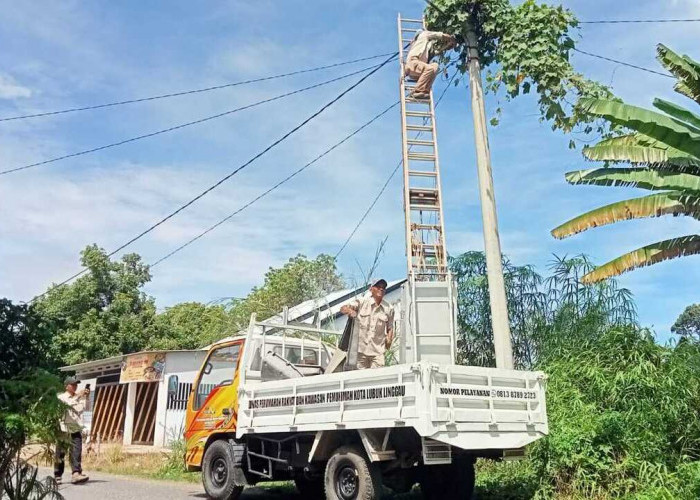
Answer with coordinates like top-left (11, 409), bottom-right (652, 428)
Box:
top-left (54, 431), bottom-right (82, 478)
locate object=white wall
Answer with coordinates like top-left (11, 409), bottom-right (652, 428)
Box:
top-left (155, 350), bottom-right (208, 448)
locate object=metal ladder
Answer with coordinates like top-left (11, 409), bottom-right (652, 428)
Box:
top-left (397, 14), bottom-right (456, 366)
top-left (397, 14), bottom-right (449, 282)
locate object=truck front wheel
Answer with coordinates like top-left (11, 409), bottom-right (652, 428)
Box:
top-left (324, 445), bottom-right (383, 500)
top-left (202, 440), bottom-right (244, 500)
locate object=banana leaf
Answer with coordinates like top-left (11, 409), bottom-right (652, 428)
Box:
top-left (656, 44), bottom-right (700, 104)
top-left (564, 168), bottom-right (700, 193)
top-left (653, 98), bottom-right (700, 130)
top-left (579, 98), bottom-right (700, 158)
top-left (582, 234), bottom-right (700, 283)
top-left (551, 191), bottom-right (700, 239)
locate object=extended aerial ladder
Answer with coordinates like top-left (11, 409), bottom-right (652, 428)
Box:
top-left (397, 15), bottom-right (457, 366)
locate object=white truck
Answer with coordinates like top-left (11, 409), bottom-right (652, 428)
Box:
top-left (183, 279), bottom-right (548, 500)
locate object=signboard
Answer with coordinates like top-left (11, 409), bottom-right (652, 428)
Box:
top-left (249, 384), bottom-right (406, 410)
top-left (120, 352), bottom-right (166, 383)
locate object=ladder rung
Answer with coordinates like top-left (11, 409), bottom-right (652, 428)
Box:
top-left (408, 170), bottom-right (437, 177)
top-left (406, 139), bottom-right (435, 146)
top-left (405, 97), bottom-right (431, 104)
top-left (406, 111), bottom-right (432, 118)
top-left (410, 187), bottom-right (438, 196)
top-left (401, 18), bottom-right (424, 23)
top-left (416, 333), bottom-right (452, 337)
top-left (408, 153), bottom-right (436, 161)
top-left (401, 28), bottom-right (420, 33)
top-left (415, 297), bottom-right (450, 304)
top-left (410, 204), bottom-right (439, 211)
top-left (412, 224), bottom-right (442, 231)
top-left (406, 125), bottom-right (433, 132)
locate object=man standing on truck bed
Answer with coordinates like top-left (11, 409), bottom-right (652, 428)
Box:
top-left (340, 279), bottom-right (395, 369)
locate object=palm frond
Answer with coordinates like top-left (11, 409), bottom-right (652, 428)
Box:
top-left (582, 234), bottom-right (700, 283)
top-left (551, 191), bottom-right (700, 239)
top-left (579, 98), bottom-right (700, 158)
top-left (564, 168), bottom-right (700, 193)
top-left (656, 44), bottom-right (700, 104)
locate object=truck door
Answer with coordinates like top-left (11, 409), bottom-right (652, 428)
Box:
top-left (185, 341), bottom-right (242, 465)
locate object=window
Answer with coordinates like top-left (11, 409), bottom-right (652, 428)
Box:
top-left (272, 346), bottom-right (319, 366)
top-left (193, 343), bottom-right (240, 410)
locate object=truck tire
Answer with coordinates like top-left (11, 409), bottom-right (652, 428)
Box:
top-left (419, 457), bottom-right (475, 500)
top-left (202, 440), bottom-right (244, 500)
top-left (324, 445), bottom-right (383, 500)
top-left (294, 476), bottom-right (325, 499)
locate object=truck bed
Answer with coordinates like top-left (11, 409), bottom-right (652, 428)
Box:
top-left (237, 361), bottom-right (547, 451)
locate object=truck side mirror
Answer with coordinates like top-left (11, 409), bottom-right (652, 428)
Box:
top-left (203, 362), bottom-right (213, 375)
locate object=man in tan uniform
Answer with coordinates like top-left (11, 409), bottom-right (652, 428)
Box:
top-left (55, 376), bottom-right (90, 485)
top-left (340, 279), bottom-right (395, 369)
top-left (405, 29), bottom-right (456, 99)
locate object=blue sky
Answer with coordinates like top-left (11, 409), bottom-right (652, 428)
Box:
top-left (0, 0), bottom-right (698, 340)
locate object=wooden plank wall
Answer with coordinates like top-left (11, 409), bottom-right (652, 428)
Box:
top-left (90, 384), bottom-right (127, 442)
top-left (132, 382), bottom-right (158, 445)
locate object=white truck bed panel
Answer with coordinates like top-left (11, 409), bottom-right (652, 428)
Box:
top-left (237, 361), bottom-right (547, 451)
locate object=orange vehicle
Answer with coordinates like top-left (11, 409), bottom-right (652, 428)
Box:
top-left (184, 338), bottom-right (244, 471)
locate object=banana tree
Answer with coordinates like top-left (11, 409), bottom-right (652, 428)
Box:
top-left (552, 44), bottom-right (700, 283)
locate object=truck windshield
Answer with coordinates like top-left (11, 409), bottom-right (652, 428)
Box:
top-left (193, 343), bottom-right (240, 410)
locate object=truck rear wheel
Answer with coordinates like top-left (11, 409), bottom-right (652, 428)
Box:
top-left (324, 445), bottom-right (383, 500)
top-left (202, 440), bottom-right (244, 500)
top-left (419, 457), bottom-right (475, 500)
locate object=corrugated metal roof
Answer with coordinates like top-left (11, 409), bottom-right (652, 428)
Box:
top-left (208, 278), bottom-right (406, 347)
top-left (59, 349), bottom-right (201, 372)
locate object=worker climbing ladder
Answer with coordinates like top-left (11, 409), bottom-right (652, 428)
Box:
top-left (397, 14), bottom-right (456, 366)
top-left (397, 15), bottom-right (449, 282)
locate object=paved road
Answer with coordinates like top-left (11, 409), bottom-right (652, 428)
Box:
top-left (38, 469), bottom-right (302, 500)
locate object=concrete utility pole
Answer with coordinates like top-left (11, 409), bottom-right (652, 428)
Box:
top-left (465, 23), bottom-right (514, 370)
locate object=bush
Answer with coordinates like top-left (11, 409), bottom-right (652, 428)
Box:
top-left (478, 325), bottom-right (700, 499)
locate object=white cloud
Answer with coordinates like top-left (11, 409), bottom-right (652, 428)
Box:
top-left (0, 74), bottom-right (32, 99)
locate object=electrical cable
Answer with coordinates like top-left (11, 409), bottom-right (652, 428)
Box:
top-left (0, 63), bottom-right (383, 177)
top-left (573, 48), bottom-right (674, 78)
top-left (335, 72), bottom-right (456, 259)
top-left (29, 51), bottom-right (399, 301)
top-left (151, 101), bottom-right (400, 268)
top-left (0, 52), bottom-right (395, 123)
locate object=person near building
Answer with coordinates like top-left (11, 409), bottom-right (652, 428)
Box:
top-left (54, 376), bottom-right (90, 485)
top-left (340, 279), bottom-right (395, 369)
top-left (404, 29), bottom-right (457, 99)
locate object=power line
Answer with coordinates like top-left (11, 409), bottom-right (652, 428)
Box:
top-left (31, 52), bottom-right (399, 301)
top-left (581, 18), bottom-right (700, 24)
top-left (0, 52), bottom-right (395, 123)
top-left (151, 101), bottom-right (400, 268)
top-left (0, 63), bottom-right (383, 177)
top-left (573, 48), bottom-right (674, 79)
top-left (335, 72), bottom-right (456, 259)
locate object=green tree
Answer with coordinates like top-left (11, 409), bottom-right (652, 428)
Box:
top-left (424, 0), bottom-right (611, 134)
top-left (151, 302), bottom-right (233, 350)
top-left (35, 245), bottom-right (157, 365)
top-left (230, 254), bottom-right (345, 329)
top-left (672, 304), bottom-right (700, 342)
top-left (0, 299), bottom-right (64, 492)
top-left (552, 44), bottom-right (700, 282)
top-left (450, 252), bottom-right (636, 369)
